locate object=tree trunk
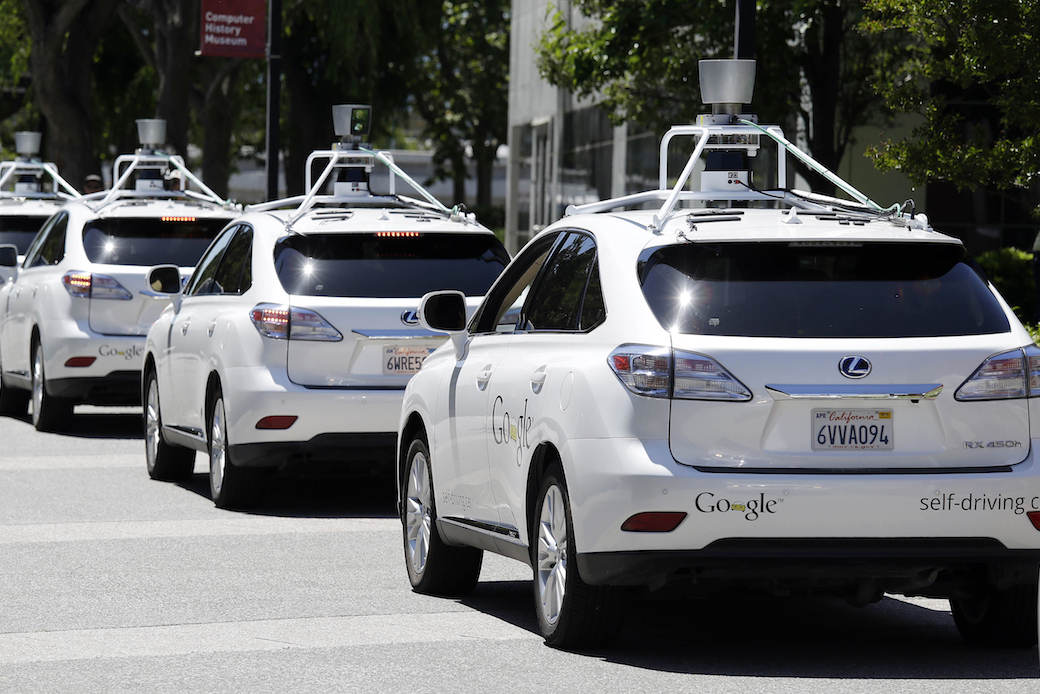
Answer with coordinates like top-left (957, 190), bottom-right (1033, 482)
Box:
top-left (149, 0), bottom-right (198, 157)
top-left (22, 0), bottom-right (118, 189)
top-left (199, 60), bottom-right (243, 199)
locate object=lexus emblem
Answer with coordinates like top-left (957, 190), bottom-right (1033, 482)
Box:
top-left (401, 309), bottom-right (420, 325)
top-left (839, 355), bottom-right (871, 379)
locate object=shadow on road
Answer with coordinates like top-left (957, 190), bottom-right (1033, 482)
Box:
top-left (461, 585), bottom-right (1038, 679)
top-left (65, 410), bottom-right (144, 439)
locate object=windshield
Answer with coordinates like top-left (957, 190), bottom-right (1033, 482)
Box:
top-left (82, 217), bottom-right (229, 267)
top-left (0, 215), bottom-right (51, 254)
top-left (274, 232), bottom-right (510, 298)
top-left (639, 241), bottom-right (1009, 338)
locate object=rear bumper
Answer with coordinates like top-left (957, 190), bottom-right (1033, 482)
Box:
top-left (229, 432), bottom-right (396, 470)
top-left (48, 371), bottom-right (140, 405)
top-left (42, 328), bottom-right (145, 404)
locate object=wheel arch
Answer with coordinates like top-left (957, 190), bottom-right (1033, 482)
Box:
top-left (204, 370), bottom-right (222, 435)
top-left (141, 353), bottom-right (157, 405)
top-left (399, 411), bottom-right (428, 491)
top-left (526, 442), bottom-right (563, 548)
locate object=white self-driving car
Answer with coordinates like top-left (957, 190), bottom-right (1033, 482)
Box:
top-left (398, 59), bottom-right (1040, 650)
top-left (0, 120), bottom-right (240, 431)
top-left (0, 131), bottom-right (82, 285)
top-left (142, 105), bottom-right (509, 509)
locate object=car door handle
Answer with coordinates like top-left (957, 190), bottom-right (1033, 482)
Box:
top-left (531, 368), bottom-right (547, 393)
top-left (180, 321), bottom-right (190, 335)
top-left (476, 367), bottom-right (493, 390)
top-left (207, 321), bottom-right (216, 337)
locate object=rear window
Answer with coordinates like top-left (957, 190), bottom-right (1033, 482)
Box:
top-left (0, 215), bottom-right (50, 254)
top-left (273, 232), bottom-right (510, 298)
top-left (640, 241), bottom-right (1010, 338)
top-left (82, 217), bottom-right (229, 267)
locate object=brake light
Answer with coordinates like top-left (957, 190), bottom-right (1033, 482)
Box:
top-left (61, 271), bottom-right (132, 300)
top-left (161, 216), bottom-right (196, 222)
top-left (621, 512), bottom-right (687, 532)
top-left (255, 415), bottom-right (297, 430)
top-left (955, 348), bottom-right (1034, 401)
top-left (249, 304), bottom-right (342, 341)
top-left (608, 345), bottom-right (751, 401)
top-left (376, 231), bottom-right (422, 237)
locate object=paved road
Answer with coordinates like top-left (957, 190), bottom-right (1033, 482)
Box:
top-left (0, 407), bottom-right (1037, 693)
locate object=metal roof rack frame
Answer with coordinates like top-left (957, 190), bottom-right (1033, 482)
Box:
top-left (0, 159), bottom-right (81, 200)
top-left (91, 151), bottom-right (239, 211)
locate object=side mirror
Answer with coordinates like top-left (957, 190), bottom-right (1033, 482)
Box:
top-left (418, 290), bottom-right (469, 359)
top-left (0, 244), bottom-right (17, 268)
top-left (147, 264), bottom-right (182, 294)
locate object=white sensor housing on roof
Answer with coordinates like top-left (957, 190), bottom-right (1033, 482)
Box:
top-left (14, 132), bottom-right (42, 158)
top-left (332, 105), bottom-right (372, 141)
top-left (699, 59), bottom-right (756, 115)
top-left (136, 119), bottom-right (167, 150)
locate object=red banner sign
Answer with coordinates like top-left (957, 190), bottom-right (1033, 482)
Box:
top-left (200, 0), bottom-right (267, 58)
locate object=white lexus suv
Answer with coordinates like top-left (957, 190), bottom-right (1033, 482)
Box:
top-left (142, 105), bottom-right (509, 509)
top-left (0, 120), bottom-right (240, 431)
top-left (399, 60), bottom-right (1040, 650)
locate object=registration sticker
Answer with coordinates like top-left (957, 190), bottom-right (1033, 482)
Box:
top-left (383, 346), bottom-right (435, 375)
top-left (812, 409), bottom-right (893, 451)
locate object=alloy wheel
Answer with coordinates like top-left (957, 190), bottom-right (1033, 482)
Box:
top-left (536, 483), bottom-right (567, 627)
top-left (405, 450), bottom-right (432, 576)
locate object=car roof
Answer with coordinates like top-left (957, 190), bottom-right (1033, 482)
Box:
top-left (244, 204), bottom-right (497, 238)
top-left (63, 196), bottom-right (240, 221)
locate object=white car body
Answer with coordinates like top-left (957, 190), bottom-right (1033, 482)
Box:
top-left (0, 147), bottom-right (240, 431)
top-left (398, 90), bottom-right (1040, 649)
top-left (142, 140), bottom-right (510, 509)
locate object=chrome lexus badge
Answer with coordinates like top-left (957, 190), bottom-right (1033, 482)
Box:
top-left (401, 309), bottom-right (420, 325)
top-left (839, 355), bottom-right (871, 379)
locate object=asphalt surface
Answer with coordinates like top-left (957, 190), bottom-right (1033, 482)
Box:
top-left (0, 406), bottom-right (1037, 693)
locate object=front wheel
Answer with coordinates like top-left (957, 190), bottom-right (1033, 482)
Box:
top-left (534, 464), bottom-right (625, 649)
top-left (402, 436), bottom-right (482, 595)
top-left (951, 581), bottom-right (1038, 647)
top-left (144, 369), bottom-right (194, 481)
top-left (31, 339), bottom-right (73, 432)
top-left (208, 386), bottom-right (263, 509)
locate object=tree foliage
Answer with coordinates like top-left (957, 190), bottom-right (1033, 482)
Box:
top-left (862, 0), bottom-right (1040, 212)
top-left (535, 0), bottom-right (904, 191)
top-left (409, 0), bottom-right (509, 213)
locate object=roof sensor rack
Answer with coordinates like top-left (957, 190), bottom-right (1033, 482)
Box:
top-left (0, 131), bottom-right (81, 199)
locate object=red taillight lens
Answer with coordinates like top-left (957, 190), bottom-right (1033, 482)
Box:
top-left (255, 415), bottom-right (298, 430)
top-left (608, 345), bottom-right (751, 401)
top-left (61, 271), bottom-right (92, 298)
top-left (1028, 511), bottom-right (1040, 531)
top-left (61, 271), bottom-right (132, 300)
top-left (248, 304), bottom-right (342, 341)
top-left (250, 305), bottom-right (290, 339)
top-left (607, 344), bottom-right (671, 397)
top-left (621, 512), bottom-right (687, 532)
top-left (64, 357), bottom-right (96, 368)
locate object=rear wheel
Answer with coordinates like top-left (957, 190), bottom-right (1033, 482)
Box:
top-left (208, 386), bottom-right (263, 509)
top-left (534, 464), bottom-right (625, 649)
top-left (951, 581), bottom-right (1038, 647)
top-left (144, 368), bottom-right (194, 481)
top-left (31, 339), bottom-right (73, 432)
top-left (402, 435), bottom-right (482, 595)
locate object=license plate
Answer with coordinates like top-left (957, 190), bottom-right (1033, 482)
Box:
top-left (383, 346), bottom-right (435, 375)
top-left (812, 409), bottom-right (893, 451)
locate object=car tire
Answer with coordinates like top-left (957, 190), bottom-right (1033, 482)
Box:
top-left (0, 354), bottom-right (28, 417)
top-left (208, 386), bottom-right (263, 509)
top-left (144, 368), bottom-right (194, 481)
top-left (533, 464), bottom-right (625, 649)
top-left (31, 339), bottom-right (73, 432)
top-left (402, 435), bottom-right (483, 595)
top-left (951, 581), bottom-right (1038, 648)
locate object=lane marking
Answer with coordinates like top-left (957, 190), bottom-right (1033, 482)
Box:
top-left (0, 612), bottom-right (540, 664)
top-left (0, 454), bottom-right (142, 470)
top-left (0, 517), bottom-right (399, 545)
top-left (885, 594), bottom-right (951, 613)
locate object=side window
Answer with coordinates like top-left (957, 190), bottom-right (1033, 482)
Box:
top-left (22, 214), bottom-right (58, 268)
top-left (471, 232), bottom-right (562, 334)
top-left (579, 257), bottom-right (606, 330)
top-left (522, 232), bottom-right (598, 331)
top-left (28, 213), bottom-right (68, 268)
top-left (211, 226), bottom-right (253, 295)
top-left (185, 224), bottom-right (237, 296)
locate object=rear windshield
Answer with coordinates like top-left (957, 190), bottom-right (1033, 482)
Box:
top-left (640, 242), bottom-right (1009, 338)
top-left (0, 215), bottom-right (50, 254)
top-left (82, 217), bottom-right (229, 267)
top-left (274, 232), bottom-right (510, 298)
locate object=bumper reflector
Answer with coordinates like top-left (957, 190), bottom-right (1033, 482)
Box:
top-left (255, 415), bottom-right (298, 430)
top-left (621, 511), bottom-right (687, 532)
top-left (1028, 511), bottom-right (1040, 531)
top-left (64, 357), bottom-right (96, 368)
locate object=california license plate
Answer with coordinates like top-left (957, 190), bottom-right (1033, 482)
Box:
top-left (812, 409), bottom-right (893, 451)
top-left (383, 346), bottom-right (435, 375)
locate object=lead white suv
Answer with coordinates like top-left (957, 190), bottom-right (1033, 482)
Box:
top-left (142, 105), bottom-right (510, 509)
top-left (398, 60), bottom-right (1040, 650)
top-left (0, 120), bottom-right (240, 431)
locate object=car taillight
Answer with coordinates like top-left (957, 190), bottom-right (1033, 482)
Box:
top-left (249, 304), bottom-right (342, 341)
top-left (608, 345), bottom-right (751, 401)
top-left (955, 347), bottom-right (1038, 401)
top-left (673, 349), bottom-right (752, 401)
top-left (61, 271), bottom-right (132, 300)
